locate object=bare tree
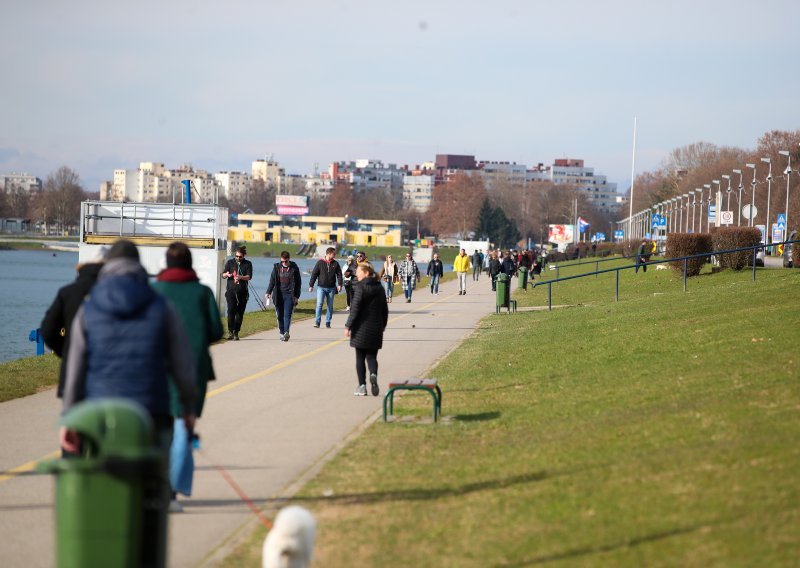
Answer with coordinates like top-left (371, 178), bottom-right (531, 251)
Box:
top-left (427, 173), bottom-right (487, 238)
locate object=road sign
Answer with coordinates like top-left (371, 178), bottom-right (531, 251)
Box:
top-left (708, 205), bottom-right (716, 222)
top-left (756, 224), bottom-right (766, 243)
top-left (594, 232), bottom-right (606, 241)
top-left (614, 230), bottom-right (625, 240)
top-left (776, 212), bottom-right (786, 231)
top-left (772, 224), bottom-right (784, 243)
top-left (720, 210), bottom-right (734, 225)
top-left (651, 215), bottom-right (659, 229)
top-left (742, 204), bottom-right (757, 221)
top-left (658, 216), bottom-right (667, 228)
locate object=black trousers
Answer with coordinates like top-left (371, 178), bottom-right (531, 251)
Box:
top-left (225, 289), bottom-right (248, 332)
top-left (355, 347), bottom-right (378, 385)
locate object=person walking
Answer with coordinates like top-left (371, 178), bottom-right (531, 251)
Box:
top-left (397, 251), bottom-right (420, 303)
top-left (308, 247), bottom-right (343, 328)
top-left (635, 239), bottom-right (649, 273)
top-left (267, 251), bottom-right (302, 341)
top-left (472, 249), bottom-right (482, 281)
top-left (40, 247), bottom-right (107, 410)
top-left (342, 255), bottom-right (356, 310)
top-left (60, 239), bottom-right (197, 523)
top-left (488, 250), bottom-right (502, 291)
top-left (379, 254), bottom-right (399, 302)
top-left (152, 242), bottom-right (224, 511)
top-left (345, 262), bottom-right (388, 397)
top-left (453, 248), bottom-right (471, 295)
top-left (427, 252), bottom-right (444, 294)
top-left (501, 250), bottom-right (517, 277)
top-left (221, 245), bottom-right (252, 340)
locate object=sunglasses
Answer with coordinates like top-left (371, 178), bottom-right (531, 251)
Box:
top-left (235, 255), bottom-right (243, 259)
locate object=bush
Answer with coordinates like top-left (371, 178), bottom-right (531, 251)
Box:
top-left (665, 233), bottom-right (713, 276)
top-left (711, 227), bottom-right (762, 270)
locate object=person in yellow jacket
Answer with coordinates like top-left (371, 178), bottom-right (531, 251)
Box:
top-left (453, 248), bottom-right (472, 295)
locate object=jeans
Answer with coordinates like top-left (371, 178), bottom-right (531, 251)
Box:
top-left (383, 279), bottom-right (394, 298)
top-left (170, 418), bottom-right (194, 496)
top-left (274, 294), bottom-right (295, 334)
top-left (355, 347), bottom-right (378, 385)
top-left (458, 272), bottom-right (468, 292)
top-left (225, 289), bottom-right (248, 332)
top-left (429, 274), bottom-right (440, 293)
top-left (315, 287), bottom-right (335, 324)
top-left (404, 276), bottom-right (414, 300)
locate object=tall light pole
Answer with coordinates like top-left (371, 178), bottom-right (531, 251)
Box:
top-left (761, 157), bottom-right (772, 245)
top-left (696, 187), bottom-right (704, 233)
top-left (745, 163), bottom-right (757, 227)
top-left (683, 194), bottom-right (691, 232)
top-left (779, 149), bottom-right (791, 243)
top-left (733, 169), bottom-right (743, 226)
top-left (712, 179), bottom-right (721, 227)
top-left (677, 195), bottom-right (683, 233)
top-left (722, 174), bottom-right (732, 214)
top-left (692, 189), bottom-right (701, 232)
top-left (703, 184), bottom-right (711, 232)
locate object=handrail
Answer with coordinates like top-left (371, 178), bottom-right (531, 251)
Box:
top-left (532, 239), bottom-right (798, 311)
top-left (549, 252), bottom-right (659, 281)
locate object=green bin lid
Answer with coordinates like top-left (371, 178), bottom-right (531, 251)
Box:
top-left (60, 398), bottom-right (155, 459)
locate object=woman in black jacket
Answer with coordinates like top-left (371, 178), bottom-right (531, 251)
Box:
top-left (344, 263), bottom-right (388, 397)
top-left (488, 251), bottom-right (502, 291)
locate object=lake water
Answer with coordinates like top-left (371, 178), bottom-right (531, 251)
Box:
top-left (0, 249), bottom-right (328, 363)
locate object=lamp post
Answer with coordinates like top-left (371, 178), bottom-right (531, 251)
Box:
top-left (692, 189), bottom-right (701, 232)
top-left (677, 195), bottom-right (684, 233)
top-left (712, 179), bottom-right (721, 227)
top-left (703, 184), bottom-right (711, 231)
top-left (761, 157), bottom-right (772, 245)
top-left (733, 169), bottom-right (743, 226)
top-left (745, 163), bottom-right (757, 227)
top-left (682, 194), bottom-right (690, 232)
top-left (696, 187), bottom-right (704, 233)
top-left (721, 174), bottom-right (732, 214)
top-left (779, 149), bottom-right (791, 243)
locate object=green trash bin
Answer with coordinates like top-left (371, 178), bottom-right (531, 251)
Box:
top-left (495, 273), bottom-right (510, 313)
top-left (517, 266), bottom-right (528, 290)
top-left (38, 399), bottom-right (167, 568)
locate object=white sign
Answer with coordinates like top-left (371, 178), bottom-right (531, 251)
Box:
top-left (275, 194), bottom-right (309, 208)
top-left (742, 204), bottom-right (757, 221)
top-left (720, 210), bottom-right (734, 225)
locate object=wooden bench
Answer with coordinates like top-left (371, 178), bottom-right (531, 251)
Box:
top-left (382, 379), bottom-right (442, 422)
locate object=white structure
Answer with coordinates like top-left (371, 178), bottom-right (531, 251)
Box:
top-left (214, 171), bottom-right (252, 202)
top-left (403, 173), bottom-right (435, 211)
top-left (330, 159), bottom-right (405, 192)
top-left (477, 161), bottom-right (528, 189)
top-left (528, 158), bottom-right (622, 212)
top-left (252, 158), bottom-right (286, 192)
top-left (110, 162), bottom-right (192, 203)
top-left (1, 173), bottom-right (42, 192)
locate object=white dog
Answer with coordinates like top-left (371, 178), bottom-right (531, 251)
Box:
top-left (262, 506), bottom-right (317, 568)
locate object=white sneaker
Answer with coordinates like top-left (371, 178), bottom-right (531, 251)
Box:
top-left (354, 384), bottom-right (367, 396)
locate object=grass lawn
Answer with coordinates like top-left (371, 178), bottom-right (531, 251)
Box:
top-left (224, 265), bottom-right (800, 567)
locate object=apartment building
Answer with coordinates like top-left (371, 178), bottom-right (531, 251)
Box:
top-left (0, 173), bottom-right (42, 192)
top-left (528, 158), bottom-right (622, 212)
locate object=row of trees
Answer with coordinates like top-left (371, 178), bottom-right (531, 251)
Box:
top-left (0, 166), bottom-right (92, 234)
top-left (629, 129), bottom-right (800, 234)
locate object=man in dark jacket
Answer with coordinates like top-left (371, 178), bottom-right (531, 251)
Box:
top-left (40, 247), bottom-right (107, 400)
top-left (267, 251), bottom-right (302, 341)
top-left (308, 246), bottom-right (343, 328)
top-left (488, 251), bottom-right (502, 291)
top-left (61, 239), bottom-right (197, 453)
top-left (472, 250), bottom-right (483, 281)
top-left (501, 251), bottom-right (517, 277)
top-left (345, 262), bottom-right (388, 397)
top-left (221, 245), bottom-right (252, 340)
top-left (427, 253), bottom-right (444, 294)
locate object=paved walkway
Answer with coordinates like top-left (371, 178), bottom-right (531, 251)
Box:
top-left (0, 274), bottom-right (503, 567)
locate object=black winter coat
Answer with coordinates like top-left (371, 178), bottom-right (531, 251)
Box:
top-left (345, 278), bottom-right (388, 350)
top-left (40, 262), bottom-right (103, 397)
top-left (488, 258), bottom-right (502, 277)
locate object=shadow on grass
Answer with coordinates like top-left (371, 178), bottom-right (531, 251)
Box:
top-left (452, 411), bottom-right (501, 422)
top-left (295, 470), bottom-right (550, 506)
top-left (498, 525), bottom-right (703, 567)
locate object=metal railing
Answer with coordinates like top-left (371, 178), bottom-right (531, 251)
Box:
top-left (532, 239), bottom-right (798, 311)
top-left (548, 252), bottom-right (649, 281)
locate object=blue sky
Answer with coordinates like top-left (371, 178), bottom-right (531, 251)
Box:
top-left (1, 0), bottom-right (798, 193)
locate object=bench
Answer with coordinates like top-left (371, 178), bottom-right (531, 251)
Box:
top-left (382, 379), bottom-right (442, 422)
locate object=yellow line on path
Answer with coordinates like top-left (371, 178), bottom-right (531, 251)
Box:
top-left (1, 291), bottom-right (460, 485)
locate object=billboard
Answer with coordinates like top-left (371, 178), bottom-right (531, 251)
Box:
top-left (548, 224), bottom-right (574, 243)
top-left (276, 194), bottom-right (309, 216)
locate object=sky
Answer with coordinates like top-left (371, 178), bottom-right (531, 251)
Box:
top-left (1, 0), bottom-right (798, 194)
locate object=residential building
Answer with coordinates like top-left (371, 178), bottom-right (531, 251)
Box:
top-left (252, 158), bottom-right (286, 192)
top-left (528, 158), bottom-right (622, 212)
top-left (214, 171), bottom-right (252, 202)
top-left (231, 213), bottom-right (403, 247)
top-left (1, 173), bottom-right (42, 192)
top-left (476, 160), bottom-right (528, 189)
top-left (403, 167), bottom-right (435, 212)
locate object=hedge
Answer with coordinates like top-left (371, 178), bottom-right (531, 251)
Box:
top-left (711, 227), bottom-right (763, 270)
top-left (665, 233), bottom-right (713, 276)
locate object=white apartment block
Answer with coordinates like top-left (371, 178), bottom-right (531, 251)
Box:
top-left (331, 159), bottom-right (405, 192)
top-left (252, 158), bottom-right (286, 192)
top-left (1, 173), bottom-right (42, 192)
top-left (528, 159), bottom-right (621, 212)
top-left (214, 171), bottom-right (252, 202)
top-left (403, 173), bottom-right (435, 212)
top-left (477, 161), bottom-right (528, 189)
top-left (108, 163), bottom-right (216, 203)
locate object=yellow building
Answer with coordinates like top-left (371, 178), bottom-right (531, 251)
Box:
top-left (229, 214), bottom-right (403, 247)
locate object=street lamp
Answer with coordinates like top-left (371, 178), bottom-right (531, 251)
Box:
top-left (761, 157), bottom-right (772, 245)
top-left (677, 194), bottom-right (684, 233)
top-left (703, 184), bottom-right (711, 231)
top-left (683, 194), bottom-right (691, 232)
top-left (712, 180), bottom-right (721, 227)
top-left (693, 189), bottom-right (701, 233)
top-left (779, 149), bottom-right (791, 243)
top-left (745, 163), bottom-right (757, 227)
top-left (733, 169), bottom-right (743, 226)
top-left (721, 174), bottom-right (732, 214)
